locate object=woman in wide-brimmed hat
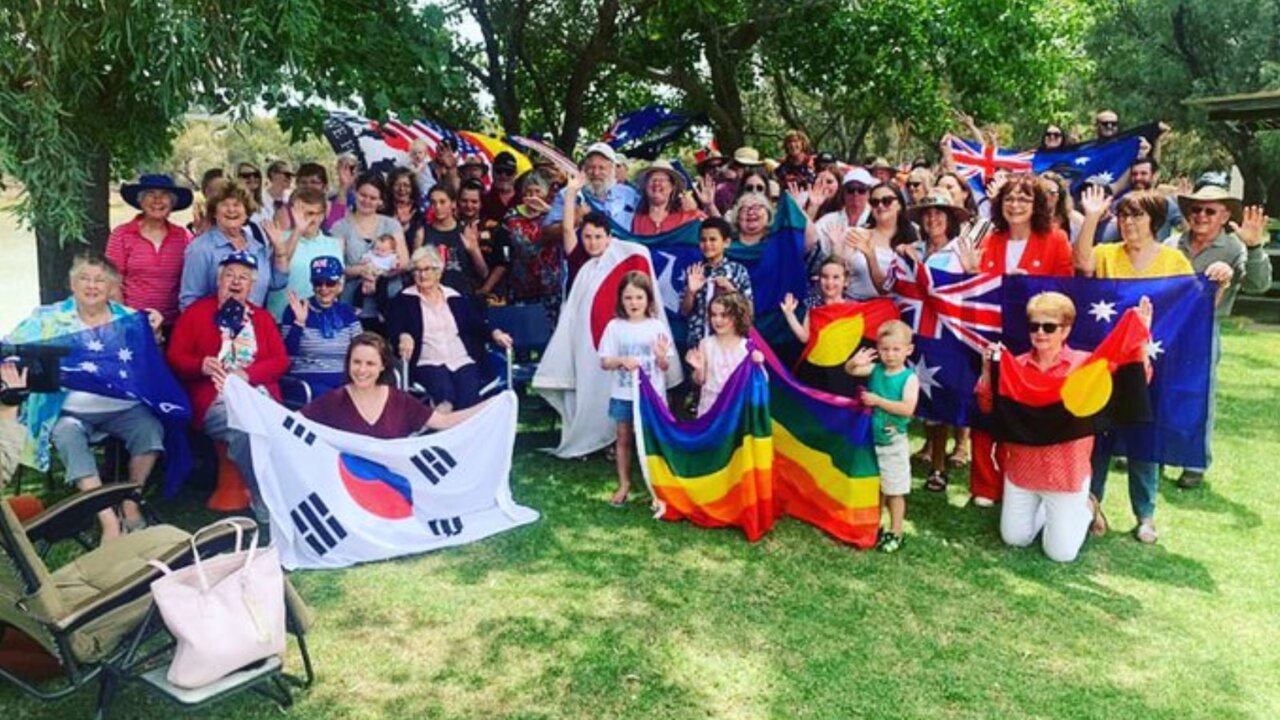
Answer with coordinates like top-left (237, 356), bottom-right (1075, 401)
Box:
top-left (632, 159), bottom-right (704, 235)
top-left (105, 175), bottom-right (195, 328)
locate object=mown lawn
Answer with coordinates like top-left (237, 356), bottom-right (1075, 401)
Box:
top-left (5, 326), bottom-right (1280, 719)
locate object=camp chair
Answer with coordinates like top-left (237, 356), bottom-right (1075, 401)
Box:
top-left (0, 500), bottom-right (314, 719)
top-left (488, 303), bottom-right (553, 393)
top-left (278, 376), bottom-right (316, 411)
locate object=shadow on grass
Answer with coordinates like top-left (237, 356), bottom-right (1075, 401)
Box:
top-left (1157, 480), bottom-right (1261, 530)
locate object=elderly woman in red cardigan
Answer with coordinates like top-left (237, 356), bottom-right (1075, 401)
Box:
top-left (960, 173), bottom-right (1074, 507)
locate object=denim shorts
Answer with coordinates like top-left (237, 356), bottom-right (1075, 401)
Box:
top-left (608, 398), bottom-right (633, 423)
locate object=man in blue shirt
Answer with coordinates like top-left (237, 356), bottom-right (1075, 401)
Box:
top-left (543, 142), bottom-right (639, 241)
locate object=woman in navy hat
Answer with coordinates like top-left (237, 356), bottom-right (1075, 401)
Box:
top-left (105, 174), bottom-right (194, 331)
top-left (280, 255), bottom-right (363, 401)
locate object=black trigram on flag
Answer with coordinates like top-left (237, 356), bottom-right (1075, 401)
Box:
top-left (282, 415), bottom-right (316, 446)
top-left (427, 516), bottom-right (463, 537)
top-left (290, 493), bottom-right (347, 555)
top-left (411, 446), bottom-right (456, 485)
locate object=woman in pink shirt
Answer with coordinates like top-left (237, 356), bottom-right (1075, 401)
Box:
top-left (106, 175), bottom-right (194, 329)
top-left (976, 291), bottom-right (1152, 562)
top-left (631, 160), bottom-right (703, 235)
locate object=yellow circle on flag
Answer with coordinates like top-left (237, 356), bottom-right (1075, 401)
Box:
top-left (807, 316), bottom-right (865, 367)
top-left (1061, 358), bottom-right (1112, 417)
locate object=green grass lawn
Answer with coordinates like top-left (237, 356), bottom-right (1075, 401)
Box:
top-left (6, 326), bottom-right (1280, 719)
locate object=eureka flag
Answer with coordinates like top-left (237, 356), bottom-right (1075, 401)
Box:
top-left (224, 377), bottom-right (539, 570)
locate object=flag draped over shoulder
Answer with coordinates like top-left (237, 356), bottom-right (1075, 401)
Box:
top-left (1001, 275), bottom-right (1214, 468)
top-left (992, 309), bottom-right (1152, 446)
top-left (757, 333), bottom-right (881, 548)
top-left (614, 194), bottom-right (810, 351)
top-left (532, 240), bottom-right (683, 458)
top-left (6, 301), bottom-right (193, 496)
top-left (794, 298), bottom-right (899, 396)
top-left (634, 362), bottom-right (776, 541)
top-left (633, 334), bottom-right (881, 548)
top-left (224, 377), bottom-right (539, 570)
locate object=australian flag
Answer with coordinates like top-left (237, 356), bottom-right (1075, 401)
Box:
top-left (1001, 274), bottom-right (1214, 469)
top-left (600, 105), bottom-right (704, 161)
top-left (50, 312), bottom-right (193, 495)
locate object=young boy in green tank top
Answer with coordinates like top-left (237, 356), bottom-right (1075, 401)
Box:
top-left (847, 320), bottom-right (919, 552)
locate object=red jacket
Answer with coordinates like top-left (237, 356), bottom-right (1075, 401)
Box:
top-left (167, 296), bottom-right (288, 428)
top-left (979, 228), bottom-right (1074, 277)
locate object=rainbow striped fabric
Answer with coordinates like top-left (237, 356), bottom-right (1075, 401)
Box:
top-left (634, 359), bottom-right (776, 541)
top-left (635, 336), bottom-right (881, 547)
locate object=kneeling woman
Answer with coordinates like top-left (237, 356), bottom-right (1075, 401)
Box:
top-left (975, 292), bottom-right (1151, 563)
top-left (302, 333), bottom-right (489, 438)
top-left (387, 246), bottom-right (513, 410)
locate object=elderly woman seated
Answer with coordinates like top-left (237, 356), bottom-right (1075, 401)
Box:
top-left (302, 333), bottom-right (490, 438)
top-left (387, 246), bottom-right (512, 411)
top-left (280, 256), bottom-right (362, 403)
top-left (5, 256), bottom-right (169, 541)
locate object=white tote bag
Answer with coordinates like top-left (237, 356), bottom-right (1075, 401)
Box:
top-left (149, 519), bottom-right (286, 689)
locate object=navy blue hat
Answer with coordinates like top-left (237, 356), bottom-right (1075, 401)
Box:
top-left (310, 256), bottom-right (343, 283)
top-left (219, 251), bottom-right (259, 271)
top-left (121, 174), bottom-right (194, 212)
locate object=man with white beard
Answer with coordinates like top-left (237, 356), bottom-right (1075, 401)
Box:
top-left (542, 142), bottom-right (640, 244)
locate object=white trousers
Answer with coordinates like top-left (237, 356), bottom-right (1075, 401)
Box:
top-left (1000, 477), bottom-right (1091, 563)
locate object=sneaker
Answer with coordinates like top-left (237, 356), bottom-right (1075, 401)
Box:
top-left (878, 532), bottom-right (903, 553)
top-left (1176, 470), bottom-right (1204, 489)
top-left (972, 496), bottom-right (996, 508)
top-left (1134, 519), bottom-right (1158, 544)
top-left (925, 470), bottom-right (948, 493)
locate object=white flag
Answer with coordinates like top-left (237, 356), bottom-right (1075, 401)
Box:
top-left (224, 377), bottom-right (539, 570)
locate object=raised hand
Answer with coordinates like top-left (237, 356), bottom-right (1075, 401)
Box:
top-left (1079, 184), bottom-right (1109, 218)
top-left (680, 190), bottom-right (699, 213)
top-left (685, 346), bottom-right (705, 371)
top-left (786, 180), bottom-right (804, 205)
top-left (845, 227), bottom-right (872, 256)
top-left (685, 263), bottom-right (707, 294)
top-left (780, 292), bottom-right (799, 315)
top-left (461, 221), bottom-right (480, 252)
top-left (524, 195), bottom-right (551, 214)
top-left (986, 174), bottom-right (1007, 200)
top-left (262, 217), bottom-right (286, 251)
top-left (287, 289), bottom-right (309, 326)
top-left (954, 234), bottom-right (980, 273)
top-left (808, 178), bottom-right (834, 207)
top-left (0, 362), bottom-right (28, 391)
top-left (850, 347), bottom-right (878, 368)
top-left (337, 161), bottom-right (357, 190)
top-left (1236, 205), bottom-right (1270, 248)
top-left (696, 175), bottom-right (717, 208)
top-left (654, 333), bottom-right (672, 361)
top-left (565, 170), bottom-right (587, 194)
top-left (1174, 176), bottom-right (1193, 196)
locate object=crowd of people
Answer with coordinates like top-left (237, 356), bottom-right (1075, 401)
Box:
top-left (1, 108), bottom-right (1273, 562)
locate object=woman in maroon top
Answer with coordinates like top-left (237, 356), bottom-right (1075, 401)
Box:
top-left (301, 333), bottom-right (486, 439)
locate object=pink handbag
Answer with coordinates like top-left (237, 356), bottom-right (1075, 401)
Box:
top-left (149, 519), bottom-right (286, 689)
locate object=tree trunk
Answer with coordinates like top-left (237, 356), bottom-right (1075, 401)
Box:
top-left (36, 150), bottom-right (110, 303)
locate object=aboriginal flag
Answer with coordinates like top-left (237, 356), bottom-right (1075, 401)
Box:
top-left (794, 299), bottom-right (899, 395)
top-left (992, 308), bottom-right (1152, 446)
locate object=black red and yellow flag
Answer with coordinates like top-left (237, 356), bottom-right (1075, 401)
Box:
top-left (992, 309), bottom-right (1152, 446)
top-left (794, 299), bottom-right (900, 394)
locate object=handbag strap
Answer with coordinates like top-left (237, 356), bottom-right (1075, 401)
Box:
top-left (147, 559), bottom-right (174, 576)
top-left (188, 518), bottom-right (257, 591)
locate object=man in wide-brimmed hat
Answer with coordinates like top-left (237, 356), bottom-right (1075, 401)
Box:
top-left (1166, 172), bottom-right (1272, 488)
top-left (632, 159), bottom-right (703, 234)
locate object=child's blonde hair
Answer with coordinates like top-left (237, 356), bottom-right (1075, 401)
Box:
top-left (709, 292), bottom-right (753, 337)
top-left (615, 271), bottom-right (659, 319)
top-left (877, 319), bottom-right (914, 345)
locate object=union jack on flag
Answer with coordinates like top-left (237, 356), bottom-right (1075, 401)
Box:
top-left (891, 258), bottom-right (1002, 353)
top-left (947, 136), bottom-right (1034, 190)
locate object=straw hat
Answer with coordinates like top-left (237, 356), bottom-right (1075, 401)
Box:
top-left (732, 147), bottom-right (764, 167)
top-left (907, 190), bottom-right (972, 224)
top-left (1177, 182), bottom-right (1242, 225)
top-left (634, 159), bottom-right (687, 195)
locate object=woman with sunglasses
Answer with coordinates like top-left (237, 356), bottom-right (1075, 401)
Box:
top-left (281, 255), bottom-right (363, 400)
top-left (1038, 125), bottom-right (1066, 151)
top-left (963, 173), bottom-right (1074, 507)
top-left (841, 182), bottom-right (917, 300)
top-left (1040, 172), bottom-right (1083, 242)
top-left (1074, 187), bottom-right (1193, 543)
top-left (976, 292), bottom-right (1153, 562)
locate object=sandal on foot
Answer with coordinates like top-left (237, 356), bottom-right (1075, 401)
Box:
top-left (948, 449), bottom-right (970, 468)
top-left (925, 471), bottom-right (948, 492)
top-left (1134, 519), bottom-right (1158, 544)
top-left (877, 532), bottom-right (903, 553)
top-left (608, 490), bottom-right (628, 508)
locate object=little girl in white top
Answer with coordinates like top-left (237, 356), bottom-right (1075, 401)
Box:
top-left (686, 292), bottom-right (764, 417)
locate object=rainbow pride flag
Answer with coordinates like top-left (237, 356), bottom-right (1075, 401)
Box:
top-left (634, 360), bottom-right (776, 541)
top-left (634, 336), bottom-right (881, 547)
top-left (758, 331), bottom-right (882, 549)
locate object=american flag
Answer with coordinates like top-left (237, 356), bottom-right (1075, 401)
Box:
top-left (891, 258), bottom-right (1002, 353)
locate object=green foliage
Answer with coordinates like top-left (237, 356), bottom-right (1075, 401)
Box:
top-left (166, 118), bottom-right (336, 187)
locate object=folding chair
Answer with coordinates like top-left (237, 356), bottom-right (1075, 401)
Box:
top-left (0, 501), bottom-right (314, 719)
top-left (487, 303), bottom-right (553, 394)
top-left (277, 376), bottom-right (316, 411)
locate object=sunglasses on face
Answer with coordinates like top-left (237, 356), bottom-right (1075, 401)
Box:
top-left (1096, 121), bottom-right (1118, 129)
top-left (495, 167), bottom-right (517, 177)
top-left (906, 181), bottom-right (923, 189)
top-left (868, 196), bottom-right (897, 208)
top-left (1044, 131), bottom-right (1063, 138)
top-left (844, 184), bottom-right (870, 194)
top-left (313, 279), bottom-right (340, 288)
top-left (1028, 322), bottom-right (1064, 334)
top-left (743, 183), bottom-right (767, 192)
top-left (1188, 205), bottom-right (1220, 218)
